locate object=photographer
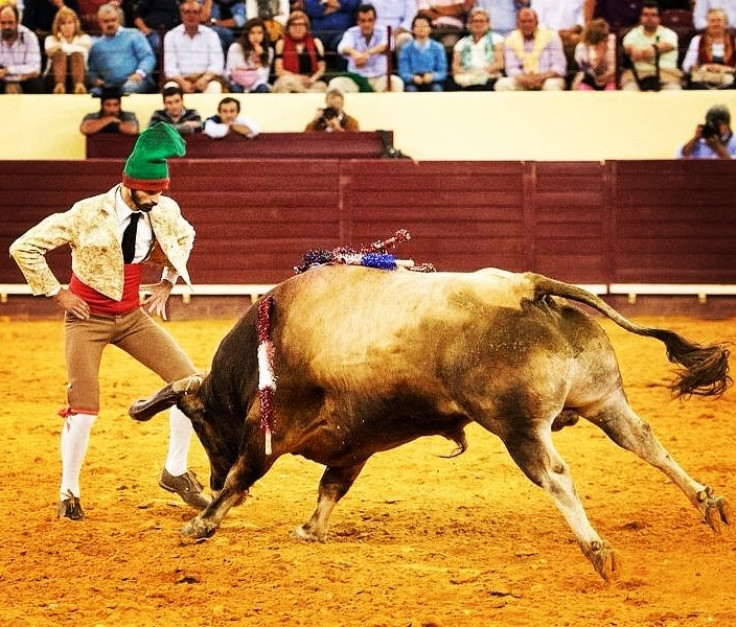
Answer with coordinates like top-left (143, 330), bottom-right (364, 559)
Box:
top-left (305, 88), bottom-right (360, 132)
top-left (679, 104), bottom-right (736, 159)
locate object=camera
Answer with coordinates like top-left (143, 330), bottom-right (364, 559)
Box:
top-left (701, 120), bottom-right (720, 139)
top-left (321, 106), bottom-right (338, 121)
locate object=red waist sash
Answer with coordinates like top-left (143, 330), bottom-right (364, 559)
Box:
top-left (69, 264), bottom-right (144, 316)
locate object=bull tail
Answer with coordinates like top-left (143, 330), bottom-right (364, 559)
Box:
top-left (530, 274), bottom-right (732, 398)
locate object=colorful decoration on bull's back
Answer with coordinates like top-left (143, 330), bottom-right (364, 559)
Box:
top-left (256, 295), bottom-right (276, 455)
top-left (294, 229), bottom-right (435, 274)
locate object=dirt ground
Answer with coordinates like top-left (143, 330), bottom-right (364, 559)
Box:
top-left (0, 313), bottom-right (735, 627)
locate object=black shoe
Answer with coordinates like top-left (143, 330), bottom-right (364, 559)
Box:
top-left (159, 468), bottom-right (211, 510)
top-left (58, 491), bottom-right (84, 521)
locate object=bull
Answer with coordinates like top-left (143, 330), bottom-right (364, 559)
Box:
top-left (130, 266), bottom-right (732, 581)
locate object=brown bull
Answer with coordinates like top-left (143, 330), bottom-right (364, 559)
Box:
top-left (130, 266), bottom-right (732, 581)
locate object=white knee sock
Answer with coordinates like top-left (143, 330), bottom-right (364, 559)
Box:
top-left (165, 405), bottom-right (193, 476)
top-left (59, 413), bottom-right (97, 499)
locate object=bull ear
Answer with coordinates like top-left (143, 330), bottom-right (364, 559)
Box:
top-left (128, 374), bottom-right (204, 422)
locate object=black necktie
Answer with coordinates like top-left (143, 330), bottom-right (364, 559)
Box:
top-left (122, 212), bottom-right (141, 264)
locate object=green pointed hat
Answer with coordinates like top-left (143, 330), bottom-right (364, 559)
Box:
top-left (123, 123), bottom-right (186, 191)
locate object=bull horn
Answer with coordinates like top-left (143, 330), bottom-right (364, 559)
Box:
top-left (128, 374), bottom-right (204, 422)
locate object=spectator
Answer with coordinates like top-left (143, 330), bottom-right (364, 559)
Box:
top-left (272, 10), bottom-right (328, 92)
top-left (148, 84), bottom-right (202, 134)
top-left (22, 0), bottom-right (81, 40)
top-left (683, 7), bottom-right (735, 90)
top-left (693, 0), bottom-right (736, 30)
top-left (133, 0), bottom-right (181, 58)
top-left (329, 3), bottom-right (405, 92)
top-left (475, 0), bottom-right (526, 36)
top-left (398, 12), bottom-right (447, 91)
top-left (87, 3), bottom-right (156, 94)
top-left (304, 0), bottom-right (361, 68)
top-left (416, 0), bottom-right (475, 52)
top-left (203, 95), bottom-right (260, 138)
top-left (532, 0), bottom-right (585, 70)
top-left (621, 0), bottom-right (682, 91)
top-left (450, 7), bottom-right (504, 90)
top-left (305, 87), bottom-right (360, 131)
top-left (226, 17), bottom-right (273, 93)
top-left (679, 104), bottom-right (736, 159)
top-left (245, 0), bottom-right (290, 42)
top-left (207, 0), bottom-right (247, 51)
top-left (585, 0), bottom-right (642, 34)
top-left (44, 6), bottom-right (91, 94)
top-left (572, 17), bottom-right (616, 90)
top-left (163, 0), bottom-right (226, 93)
top-left (494, 7), bottom-right (566, 90)
top-left (79, 85), bottom-right (139, 134)
top-left (373, 0), bottom-right (418, 50)
top-left (0, 4), bottom-right (43, 93)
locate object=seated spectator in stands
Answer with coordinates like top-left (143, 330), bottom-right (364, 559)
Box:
top-left (203, 96), bottom-right (260, 138)
top-left (148, 84), bottom-right (202, 134)
top-left (272, 11), bottom-right (328, 92)
top-left (398, 12), bottom-right (447, 91)
top-left (416, 0), bottom-right (475, 52)
top-left (44, 6), bottom-right (91, 94)
top-left (226, 17), bottom-right (273, 93)
top-left (305, 87), bottom-right (360, 131)
top-left (207, 0), bottom-right (247, 52)
top-left (87, 3), bottom-right (156, 94)
top-left (494, 8), bottom-right (566, 91)
top-left (682, 8), bottom-right (735, 90)
top-left (621, 0), bottom-right (682, 91)
top-left (245, 0), bottom-right (290, 42)
top-left (163, 0), bottom-right (226, 93)
top-left (572, 17), bottom-right (616, 90)
top-left (694, 0), bottom-right (736, 30)
top-left (328, 4), bottom-right (405, 92)
top-left (449, 7), bottom-right (504, 91)
top-left (532, 0), bottom-right (584, 70)
top-left (0, 4), bottom-right (43, 93)
top-left (678, 104), bottom-right (736, 159)
top-left (22, 0), bottom-right (80, 41)
top-left (304, 0), bottom-right (361, 68)
top-left (133, 0), bottom-right (181, 58)
top-left (586, 0), bottom-right (642, 33)
top-left (373, 0), bottom-right (418, 50)
top-left (79, 86), bottom-right (139, 135)
top-left (476, 0), bottom-right (524, 36)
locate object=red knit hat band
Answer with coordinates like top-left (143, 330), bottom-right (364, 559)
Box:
top-left (122, 174), bottom-right (170, 192)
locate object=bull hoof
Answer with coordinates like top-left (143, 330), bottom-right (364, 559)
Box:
top-left (584, 540), bottom-right (621, 582)
top-left (295, 524), bottom-right (324, 542)
top-left (702, 493), bottom-right (731, 533)
top-left (181, 516), bottom-right (217, 539)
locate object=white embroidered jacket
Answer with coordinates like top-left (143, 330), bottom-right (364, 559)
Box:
top-left (9, 186), bottom-right (195, 301)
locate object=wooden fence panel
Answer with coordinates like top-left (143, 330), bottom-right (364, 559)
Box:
top-left (1, 159), bottom-right (734, 287)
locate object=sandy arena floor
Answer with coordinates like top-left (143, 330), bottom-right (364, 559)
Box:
top-left (0, 313), bottom-right (734, 626)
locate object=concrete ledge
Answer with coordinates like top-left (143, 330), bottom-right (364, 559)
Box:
top-left (609, 284), bottom-right (736, 304)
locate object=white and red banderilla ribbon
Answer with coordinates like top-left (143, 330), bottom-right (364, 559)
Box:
top-left (256, 295), bottom-right (276, 455)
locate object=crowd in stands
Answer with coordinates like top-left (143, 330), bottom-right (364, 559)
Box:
top-left (3, 0), bottom-right (736, 95)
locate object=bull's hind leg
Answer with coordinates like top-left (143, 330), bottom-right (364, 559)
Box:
top-left (296, 462), bottom-right (366, 542)
top-left (584, 391), bottom-right (731, 533)
top-left (502, 426), bottom-right (621, 581)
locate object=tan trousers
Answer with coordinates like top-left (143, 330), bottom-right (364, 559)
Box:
top-left (63, 308), bottom-right (196, 414)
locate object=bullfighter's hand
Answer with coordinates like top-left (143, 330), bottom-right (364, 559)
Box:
top-left (53, 288), bottom-right (90, 320)
top-left (141, 280), bottom-right (173, 321)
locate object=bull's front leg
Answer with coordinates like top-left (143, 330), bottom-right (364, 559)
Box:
top-left (296, 462), bottom-right (366, 542)
top-left (182, 437), bottom-right (276, 539)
